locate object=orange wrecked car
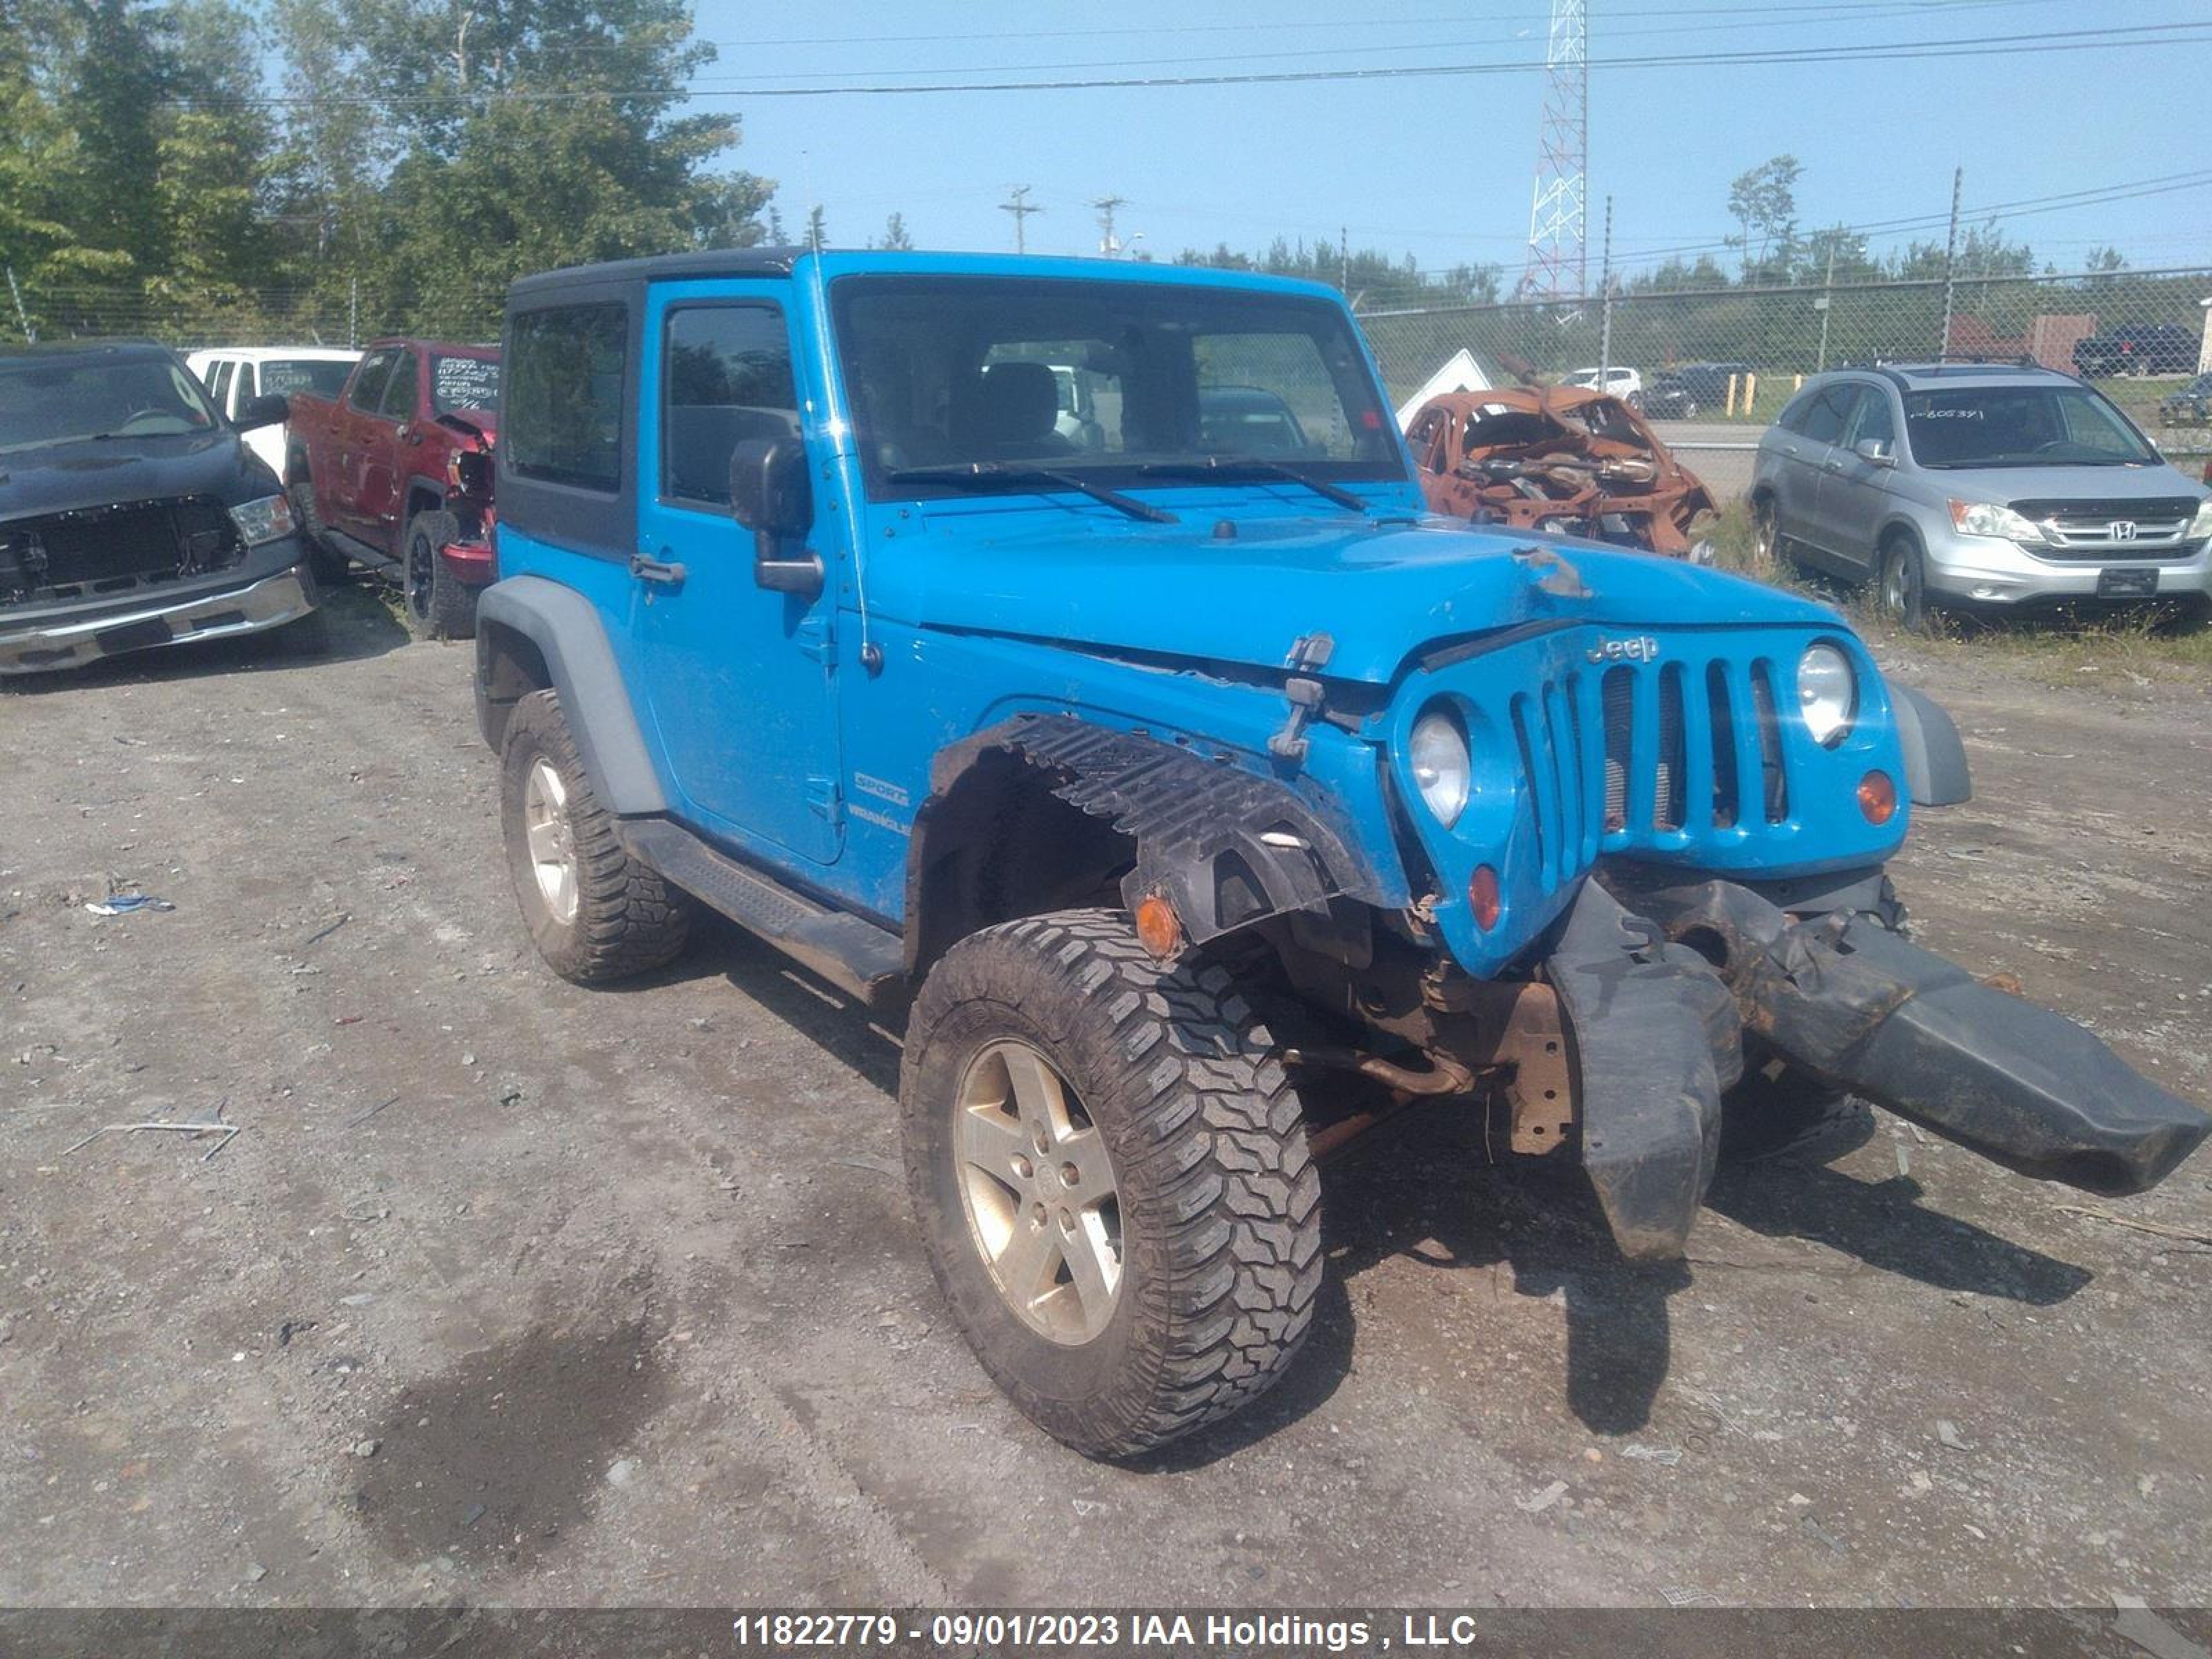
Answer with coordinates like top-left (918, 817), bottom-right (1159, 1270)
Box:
top-left (1405, 384), bottom-right (1716, 558)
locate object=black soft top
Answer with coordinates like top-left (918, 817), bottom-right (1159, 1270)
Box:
top-left (507, 246), bottom-right (799, 301)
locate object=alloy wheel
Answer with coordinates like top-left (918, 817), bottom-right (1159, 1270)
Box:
top-left (953, 1038), bottom-right (1123, 1344)
top-left (522, 758), bottom-right (580, 925)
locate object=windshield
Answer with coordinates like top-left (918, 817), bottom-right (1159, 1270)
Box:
top-left (431, 353), bottom-right (501, 416)
top-left (832, 275), bottom-right (1404, 499)
top-left (0, 354), bottom-right (217, 453)
top-left (1903, 386), bottom-right (2157, 469)
top-left (259, 358), bottom-right (355, 399)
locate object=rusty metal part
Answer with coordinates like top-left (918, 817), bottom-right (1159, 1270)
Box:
top-left (1282, 1045), bottom-right (1474, 1097)
top-left (1405, 385), bottom-right (1715, 557)
top-left (1479, 983), bottom-right (1575, 1154)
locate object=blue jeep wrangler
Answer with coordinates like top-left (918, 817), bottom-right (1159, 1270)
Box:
top-left (476, 249), bottom-right (2206, 1458)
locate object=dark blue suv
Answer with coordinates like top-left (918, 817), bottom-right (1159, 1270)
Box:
top-left (475, 249), bottom-right (2206, 1458)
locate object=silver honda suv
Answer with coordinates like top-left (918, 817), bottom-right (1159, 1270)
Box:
top-left (1750, 363), bottom-right (2212, 627)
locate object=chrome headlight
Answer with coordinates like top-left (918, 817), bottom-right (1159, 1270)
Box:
top-left (1408, 706), bottom-right (1471, 828)
top-left (1797, 643), bottom-right (1857, 747)
top-left (2188, 498), bottom-right (2212, 539)
top-left (229, 494), bottom-right (297, 547)
top-left (1949, 498), bottom-right (2047, 545)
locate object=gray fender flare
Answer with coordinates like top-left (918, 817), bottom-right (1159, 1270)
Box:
top-left (474, 575), bottom-right (666, 816)
top-left (1888, 680), bottom-right (1971, 807)
top-left (917, 713), bottom-right (1400, 955)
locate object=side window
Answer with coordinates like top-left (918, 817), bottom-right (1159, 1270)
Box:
top-left (1844, 386), bottom-right (1895, 447)
top-left (238, 363), bottom-right (259, 401)
top-left (1798, 386), bottom-right (1852, 445)
top-left (1774, 389), bottom-right (1813, 434)
top-left (507, 303), bottom-right (627, 493)
top-left (208, 360), bottom-right (236, 413)
top-left (661, 303), bottom-right (798, 505)
top-left (348, 350), bottom-right (395, 412)
top-left (379, 350), bottom-right (419, 419)
top-left (1406, 407), bottom-right (1446, 469)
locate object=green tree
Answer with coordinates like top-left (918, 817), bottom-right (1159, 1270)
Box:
top-left (1726, 154), bottom-right (1801, 283)
top-left (877, 210), bottom-right (912, 251)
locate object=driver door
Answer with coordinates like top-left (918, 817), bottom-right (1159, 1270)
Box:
top-left (633, 286), bottom-right (843, 865)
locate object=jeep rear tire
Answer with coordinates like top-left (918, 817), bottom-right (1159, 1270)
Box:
top-left (499, 688), bottom-right (692, 984)
top-left (401, 509), bottom-right (476, 641)
top-left (901, 910), bottom-right (1323, 1459)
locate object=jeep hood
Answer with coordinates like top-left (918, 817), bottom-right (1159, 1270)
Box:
top-left (872, 510), bottom-right (1840, 684)
top-left (0, 429), bottom-right (279, 522)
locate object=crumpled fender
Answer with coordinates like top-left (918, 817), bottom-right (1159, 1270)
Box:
top-left (1544, 880), bottom-right (1743, 1261)
top-left (934, 713), bottom-right (1395, 947)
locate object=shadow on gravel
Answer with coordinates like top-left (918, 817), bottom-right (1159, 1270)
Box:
top-left (594, 921), bottom-right (2095, 1459)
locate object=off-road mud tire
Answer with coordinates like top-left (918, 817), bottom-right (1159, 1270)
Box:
top-left (498, 688), bottom-right (691, 984)
top-left (287, 467), bottom-right (350, 588)
top-left (902, 910), bottom-right (1324, 1459)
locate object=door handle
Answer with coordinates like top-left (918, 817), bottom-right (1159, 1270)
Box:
top-left (630, 550), bottom-right (688, 586)
top-left (1824, 457), bottom-right (1844, 472)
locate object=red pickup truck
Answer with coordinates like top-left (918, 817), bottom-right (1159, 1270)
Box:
top-left (284, 338), bottom-right (500, 639)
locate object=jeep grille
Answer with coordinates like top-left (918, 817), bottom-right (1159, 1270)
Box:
top-left (1598, 659), bottom-right (1789, 838)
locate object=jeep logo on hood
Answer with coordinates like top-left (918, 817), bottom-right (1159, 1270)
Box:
top-left (1586, 635), bottom-right (1661, 665)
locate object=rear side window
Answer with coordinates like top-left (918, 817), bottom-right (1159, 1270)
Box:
top-left (507, 304), bottom-right (627, 493)
top-left (348, 350), bottom-right (395, 411)
top-left (1797, 386), bottom-right (1853, 445)
top-left (662, 304), bottom-right (798, 505)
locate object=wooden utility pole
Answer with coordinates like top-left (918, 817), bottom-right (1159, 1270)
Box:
top-left (1000, 186), bottom-right (1042, 255)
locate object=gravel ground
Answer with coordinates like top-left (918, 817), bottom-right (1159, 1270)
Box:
top-left (1, 588), bottom-right (2208, 1613)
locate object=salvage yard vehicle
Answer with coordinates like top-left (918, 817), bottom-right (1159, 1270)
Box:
top-left (284, 337), bottom-right (501, 639)
top-left (474, 249), bottom-right (2209, 1459)
top-left (2071, 322), bottom-right (2197, 380)
top-left (2158, 371), bottom-right (2212, 427)
top-left (1406, 384), bottom-right (1716, 556)
top-left (1, 340), bottom-right (323, 674)
top-left (186, 346), bottom-right (360, 474)
top-left (1750, 362), bottom-right (2212, 629)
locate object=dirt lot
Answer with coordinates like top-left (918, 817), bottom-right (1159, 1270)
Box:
top-left (2, 588), bottom-right (2209, 1612)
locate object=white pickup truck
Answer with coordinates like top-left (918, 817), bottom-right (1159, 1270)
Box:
top-left (186, 347), bottom-right (361, 474)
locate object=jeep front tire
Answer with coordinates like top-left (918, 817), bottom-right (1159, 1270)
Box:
top-left (901, 910), bottom-right (1323, 1459)
top-left (499, 688), bottom-right (692, 984)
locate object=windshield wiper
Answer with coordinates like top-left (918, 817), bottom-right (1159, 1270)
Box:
top-left (886, 462), bottom-right (1177, 525)
top-left (1138, 455), bottom-right (1368, 512)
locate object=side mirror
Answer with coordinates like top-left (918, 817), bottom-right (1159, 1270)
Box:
top-left (236, 392), bottom-right (290, 431)
top-left (1854, 436), bottom-right (1896, 467)
top-left (729, 436), bottom-right (823, 597)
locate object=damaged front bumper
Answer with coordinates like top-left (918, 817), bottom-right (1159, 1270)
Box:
top-left (1544, 874), bottom-right (2209, 1259)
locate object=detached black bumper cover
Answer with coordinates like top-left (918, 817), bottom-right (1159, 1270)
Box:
top-left (1631, 877), bottom-right (2209, 1195)
top-left (1549, 877), bottom-right (2209, 1261)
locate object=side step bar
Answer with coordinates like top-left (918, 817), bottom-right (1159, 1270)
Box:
top-left (619, 818), bottom-right (907, 1009)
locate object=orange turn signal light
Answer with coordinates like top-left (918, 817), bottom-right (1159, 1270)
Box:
top-left (1857, 769), bottom-right (1898, 825)
top-left (1134, 893), bottom-right (1183, 959)
top-left (1468, 865), bottom-right (1503, 932)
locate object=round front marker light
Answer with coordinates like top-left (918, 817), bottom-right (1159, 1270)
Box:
top-left (1797, 642), bottom-right (1858, 747)
top-left (1409, 706), bottom-right (1471, 829)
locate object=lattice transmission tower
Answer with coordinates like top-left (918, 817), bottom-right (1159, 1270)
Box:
top-left (1519, 0), bottom-right (1588, 301)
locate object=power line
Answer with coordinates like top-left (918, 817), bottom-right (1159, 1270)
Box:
top-left (161, 19), bottom-right (2212, 108)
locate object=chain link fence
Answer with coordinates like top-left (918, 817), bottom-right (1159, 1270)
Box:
top-left (1360, 266), bottom-right (2212, 503)
top-left (9, 264), bottom-right (2211, 505)
top-left (1, 272), bottom-right (506, 352)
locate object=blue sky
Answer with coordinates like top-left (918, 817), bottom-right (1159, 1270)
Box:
top-left (693, 0), bottom-right (2212, 283)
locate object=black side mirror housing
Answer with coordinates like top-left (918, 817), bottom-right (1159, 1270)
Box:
top-left (729, 437), bottom-right (823, 597)
top-left (236, 392), bottom-right (290, 431)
